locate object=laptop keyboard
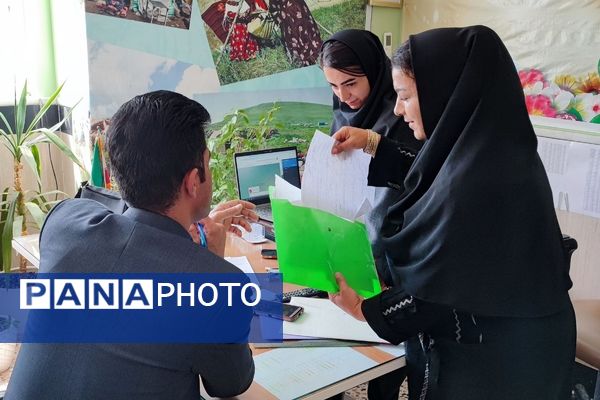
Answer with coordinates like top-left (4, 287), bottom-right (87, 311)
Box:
top-left (255, 206), bottom-right (273, 222)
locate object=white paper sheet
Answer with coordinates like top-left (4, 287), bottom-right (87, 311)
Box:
top-left (224, 256), bottom-right (254, 275)
top-left (570, 141), bottom-right (600, 217)
top-left (274, 174), bottom-right (301, 203)
top-left (301, 130), bottom-right (373, 220)
top-left (538, 137), bottom-right (571, 209)
top-left (283, 297), bottom-right (387, 343)
top-left (537, 136), bottom-right (600, 219)
top-left (253, 347), bottom-right (378, 400)
top-left (225, 256), bottom-right (280, 303)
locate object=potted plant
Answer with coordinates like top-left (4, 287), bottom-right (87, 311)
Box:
top-left (0, 81), bottom-right (88, 272)
top-left (208, 103), bottom-right (281, 204)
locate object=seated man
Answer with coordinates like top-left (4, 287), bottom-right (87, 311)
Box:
top-left (6, 91), bottom-right (256, 400)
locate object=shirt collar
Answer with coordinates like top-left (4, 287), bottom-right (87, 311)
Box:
top-left (123, 207), bottom-right (192, 241)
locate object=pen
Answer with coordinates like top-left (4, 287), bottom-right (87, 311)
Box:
top-left (197, 223), bottom-right (207, 248)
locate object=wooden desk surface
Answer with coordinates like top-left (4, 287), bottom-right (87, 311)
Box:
top-left (224, 234), bottom-right (303, 293)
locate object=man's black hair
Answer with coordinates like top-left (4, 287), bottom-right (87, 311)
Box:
top-left (107, 90), bottom-right (210, 212)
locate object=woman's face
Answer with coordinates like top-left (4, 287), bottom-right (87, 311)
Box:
top-left (323, 67), bottom-right (371, 110)
top-left (392, 68), bottom-right (426, 141)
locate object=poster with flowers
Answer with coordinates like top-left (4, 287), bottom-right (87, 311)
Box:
top-left (520, 61), bottom-right (600, 124)
top-left (402, 0), bottom-right (600, 130)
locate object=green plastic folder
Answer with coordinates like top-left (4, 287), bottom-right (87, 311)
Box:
top-left (270, 189), bottom-right (381, 298)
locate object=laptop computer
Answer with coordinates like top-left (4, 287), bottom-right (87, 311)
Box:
top-left (234, 146), bottom-right (301, 222)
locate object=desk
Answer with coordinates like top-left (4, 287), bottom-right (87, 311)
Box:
top-left (11, 233), bottom-right (406, 400)
top-left (202, 235), bottom-right (405, 400)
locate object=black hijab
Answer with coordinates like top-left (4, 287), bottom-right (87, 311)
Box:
top-left (322, 30), bottom-right (422, 283)
top-left (324, 30), bottom-right (420, 150)
top-left (382, 26), bottom-right (571, 317)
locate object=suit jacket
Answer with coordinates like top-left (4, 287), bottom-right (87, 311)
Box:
top-left (6, 199), bottom-right (255, 400)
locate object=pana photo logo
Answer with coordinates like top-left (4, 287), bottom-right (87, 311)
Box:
top-left (20, 278), bottom-right (261, 310)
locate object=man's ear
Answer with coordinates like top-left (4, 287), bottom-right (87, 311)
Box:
top-left (182, 168), bottom-right (200, 198)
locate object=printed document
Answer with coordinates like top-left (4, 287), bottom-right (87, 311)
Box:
top-left (302, 130), bottom-right (373, 220)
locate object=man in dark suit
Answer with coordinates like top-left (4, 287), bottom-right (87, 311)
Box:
top-left (6, 91), bottom-right (257, 400)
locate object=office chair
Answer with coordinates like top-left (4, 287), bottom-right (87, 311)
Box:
top-left (573, 298), bottom-right (600, 399)
top-left (563, 235), bottom-right (600, 400)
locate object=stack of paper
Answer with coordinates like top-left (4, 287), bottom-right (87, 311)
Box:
top-left (270, 131), bottom-right (381, 298)
top-left (284, 297), bottom-right (387, 343)
top-left (301, 131), bottom-right (374, 220)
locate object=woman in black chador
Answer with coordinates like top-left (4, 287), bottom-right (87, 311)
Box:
top-left (320, 29), bottom-right (422, 292)
top-left (320, 29), bottom-right (422, 400)
top-left (330, 25), bottom-right (576, 400)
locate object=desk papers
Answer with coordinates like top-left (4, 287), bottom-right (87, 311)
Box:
top-left (283, 298), bottom-right (387, 344)
top-left (537, 136), bottom-right (600, 219)
top-left (224, 256), bottom-right (254, 275)
top-left (302, 130), bottom-right (374, 220)
top-left (253, 347), bottom-right (377, 400)
top-left (270, 133), bottom-right (381, 298)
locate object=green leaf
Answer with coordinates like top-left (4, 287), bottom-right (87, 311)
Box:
top-left (32, 191), bottom-right (66, 212)
top-left (23, 134), bottom-right (51, 147)
top-left (0, 111), bottom-right (13, 134)
top-left (597, 57), bottom-right (600, 76)
top-left (0, 189), bottom-right (9, 220)
top-left (38, 129), bottom-right (90, 180)
top-left (15, 81), bottom-right (28, 145)
top-left (24, 81), bottom-right (65, 136)
top-left (1, 196), bottom-right (17, 272)
top-left (12, 215), bottom-right (22, 238)
top-left (0, 133), bottom-right (17, 158)
top-left (32, 190), bottom-right (67, 199)
top-left (31, 144), bottom-right (41, 178)
top-left (32, 97), bottom-right (81, 139)
top-left (0, 189), bottom-right (9, 272)
top-left (25, 202), bottom-right (46, 229)
top-left (590, 114), bottom-right (600, 124)
top-left (19, 145), bottom-right (42, 189)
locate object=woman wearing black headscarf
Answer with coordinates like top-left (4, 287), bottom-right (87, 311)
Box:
top-left (320, 29), bottom-right (422, 286)
top-left (330, 25), bottom-right (576, 399)
top-left (320, 29), bottom-right (422, 400)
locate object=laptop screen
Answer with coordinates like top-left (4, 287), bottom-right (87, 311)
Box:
top-left (234, 147), bottom-right (301, 204)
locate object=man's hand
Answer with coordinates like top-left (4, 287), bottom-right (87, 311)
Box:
top-left (197, 216), bottom-right (228, 257)
top-left (331, 126), bottom-right (368, 155)
top-left (329, 272), bottom-right (366, 321)
top-left (188, 200), bottom-right (259, 257)
top-left (199, 204), bottom-right (246, 257)
top-left (209, 200), bottom-right (258, 237)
